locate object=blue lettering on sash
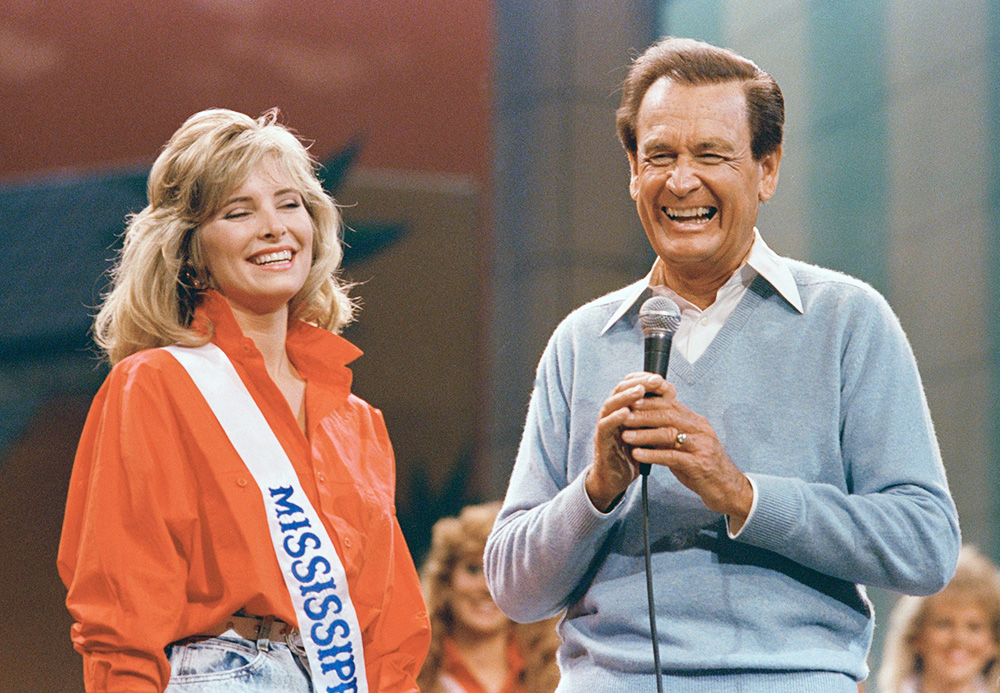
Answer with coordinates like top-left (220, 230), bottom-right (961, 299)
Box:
top-left (280, 517), bottom-right (312, 532)
top-left (321, 652), bottom-right (356, 680)
top-left (304, 593), bottom-right (344, 620)
top-left (316, 641), bottom-right (353, 663)
top-left (311, 618), bottom-right (350, 646)
top-left (283, 531), bottom-right (321, 558)
top-left (300, 577), bottom-right (338, 596)
top-left (292, 555), bottom-right (332, 583)
top-left (267, 485), bottom-right (357, 691)
top-left (269, 485), bottom-right (306, 517)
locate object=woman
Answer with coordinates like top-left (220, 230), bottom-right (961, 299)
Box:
top-left (879, 545), bottom-right (1000, 693)
top-left (418, 502), bottom-right (560, 693)
top-left (57, 108), bottom-right (429, 691)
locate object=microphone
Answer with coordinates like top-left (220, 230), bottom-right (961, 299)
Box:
top-left (636, 297), bottom-right (681, 691)
top-left (637, 296), bottom-right (681, 476)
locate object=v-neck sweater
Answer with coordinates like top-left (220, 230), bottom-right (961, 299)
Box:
top-left (485, 258), bottom-right (959, 692)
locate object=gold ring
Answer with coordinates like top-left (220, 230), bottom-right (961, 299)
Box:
top-left (675, 432), bottom-right (687, 447)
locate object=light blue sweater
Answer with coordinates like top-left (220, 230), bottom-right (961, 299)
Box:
top-left (485, 260), bottom-right (960, 692)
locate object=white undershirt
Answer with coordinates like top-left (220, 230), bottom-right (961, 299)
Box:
top-left (649, 229), bottom-right (803, 364)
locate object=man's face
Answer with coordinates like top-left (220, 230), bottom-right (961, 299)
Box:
top-left (628, 77), bottom-right (781, 281)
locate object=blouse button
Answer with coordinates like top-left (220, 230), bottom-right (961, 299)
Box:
top-left (237, 477), bottom-right (248, 487)
top-left (317, 472), bottom-right (326, 482)
top-left (344, 537), bottom-right (352, 547)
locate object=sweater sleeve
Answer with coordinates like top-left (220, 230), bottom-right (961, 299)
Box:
top-left (57, 359), bottom-right (196, 692)
top-left (485, 328), bottom-right (624, 623)
top-left (737, 292), bottom-right (960, 595)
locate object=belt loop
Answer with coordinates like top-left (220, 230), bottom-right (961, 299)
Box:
top-left (256, 615), bottom-right (275, 652)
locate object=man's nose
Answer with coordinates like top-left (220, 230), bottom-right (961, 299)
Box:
top-left (665, 159), bottom-right (700, 196)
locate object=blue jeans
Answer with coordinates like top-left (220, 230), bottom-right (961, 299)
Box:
top-left (164, 618), bottom-right (312, 692)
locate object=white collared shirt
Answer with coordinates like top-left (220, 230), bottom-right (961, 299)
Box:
top-left (652, 228), bottom-right (803, 364)
top-left (599, 229), bottom-right (803, 349)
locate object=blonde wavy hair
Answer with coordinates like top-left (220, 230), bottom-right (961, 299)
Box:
top-left (94, 108), bottom-right (355, 364)
top-left (418, 502), bottom-right (561, 693)
top-left (879, 545), bottom-right (1000, 692)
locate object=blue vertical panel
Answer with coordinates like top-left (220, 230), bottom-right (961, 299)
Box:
top-left (658, 0), bottom-right (722, 42)
top-left (989, 0), bottom-right (1000, 553)
top-left (805, 1), bottom-right (890, 296)
top-left (491, 0), bottom-right (545, 492)
top-left (490, 0), bottom-right (663, 493)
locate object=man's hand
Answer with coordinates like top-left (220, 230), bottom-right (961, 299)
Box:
top-left (587, 372), bottom-right (754, 528)
top-left (586, 373), bottom-right (657, 511)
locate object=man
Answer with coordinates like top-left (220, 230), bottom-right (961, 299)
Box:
top-left (484, 37), bottom-right (960, 692)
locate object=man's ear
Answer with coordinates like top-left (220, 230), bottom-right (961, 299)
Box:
top-left (758, 144), bottom-right (782, 202)
top-left (627, 150), bottom-right (640, 200)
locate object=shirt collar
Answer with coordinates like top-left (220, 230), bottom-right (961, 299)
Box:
top-left (599, 228), bottom-right (803, 335)
top-left (194, 290), bottom-right (362, 392)
top-left (744, 228), bottom-right (802, 313)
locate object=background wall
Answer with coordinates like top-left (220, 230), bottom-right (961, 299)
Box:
top-left (1, 0), bottom-right (997, 690)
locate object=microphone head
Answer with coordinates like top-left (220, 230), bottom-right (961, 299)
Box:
top-left (639, 296), bottom-right (681, 336)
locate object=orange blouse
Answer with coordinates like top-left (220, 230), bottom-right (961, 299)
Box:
top-left (440, 636), bottom-right (526, 693)
top-left (57, 291), bottom-right (429, 691)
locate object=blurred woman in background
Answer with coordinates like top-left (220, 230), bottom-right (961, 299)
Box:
top-left (879, 544), bottom-right (1000, 693)
top-left (419, 502), bottom-right (561, 693)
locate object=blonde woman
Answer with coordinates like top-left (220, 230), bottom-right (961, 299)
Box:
top-left (57, 108), bottom-right (429, 691)
top-left (418, 502), bottom-right (561, 693)
top-left (879, 545), bottom-right (1000, 693)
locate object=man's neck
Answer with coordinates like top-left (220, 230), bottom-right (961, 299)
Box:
top-left (651, 257), bottom-right (744, 310)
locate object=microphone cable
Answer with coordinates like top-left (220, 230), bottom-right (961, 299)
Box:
top-left (641, 467), bottom-right (664, 693)
top-left (637, 295), bottom-right (679, 693)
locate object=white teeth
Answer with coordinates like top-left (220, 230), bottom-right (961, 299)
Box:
top-left (250, 250), bottom-right (293, 265)
top-left (664, 206), bottom-right (713, 220)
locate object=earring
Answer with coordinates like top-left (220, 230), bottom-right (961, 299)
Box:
top-left (181, 262), bottom-right (208, 291)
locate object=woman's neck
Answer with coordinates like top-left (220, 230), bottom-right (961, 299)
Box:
top-left (227, 301), bottom-right (306, 431)
top-left (451, 626), bottom-right (512, 693)
top-left (919, 671), bottom-right (985, 693)
top-left (229, 304), bottom-right (291, 378)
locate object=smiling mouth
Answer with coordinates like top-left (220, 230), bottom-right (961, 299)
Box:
top-left (662, 206), bottom-right (717, 222)
top-left (249, 249), bottom-right (293, 266)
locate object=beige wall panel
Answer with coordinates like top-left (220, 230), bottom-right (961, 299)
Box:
top-left (925, 364), bottom-right (994, 549)
top-left (886, 0), bottom-right (993, 560)
top-left (337, 169), bottom-right (483, 498)
top-left (568, 102), bottom-right (651, 264)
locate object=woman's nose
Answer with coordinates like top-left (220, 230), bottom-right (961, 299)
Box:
top-left (258, 206), bottom-right (286, 238)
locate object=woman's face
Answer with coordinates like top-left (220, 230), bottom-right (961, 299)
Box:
top-left (198, 156), bottom-right (313, 319)
top-left (914, 595), bottom-right (998, 687)
top-left (449, 558), bottom-right (509, 639)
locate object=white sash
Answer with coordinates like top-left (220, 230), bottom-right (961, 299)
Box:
top-left (165, 344), bottom-right (368, 693)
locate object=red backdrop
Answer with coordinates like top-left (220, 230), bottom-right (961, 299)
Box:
top-left (0, 0), bottom-right (491, 182)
